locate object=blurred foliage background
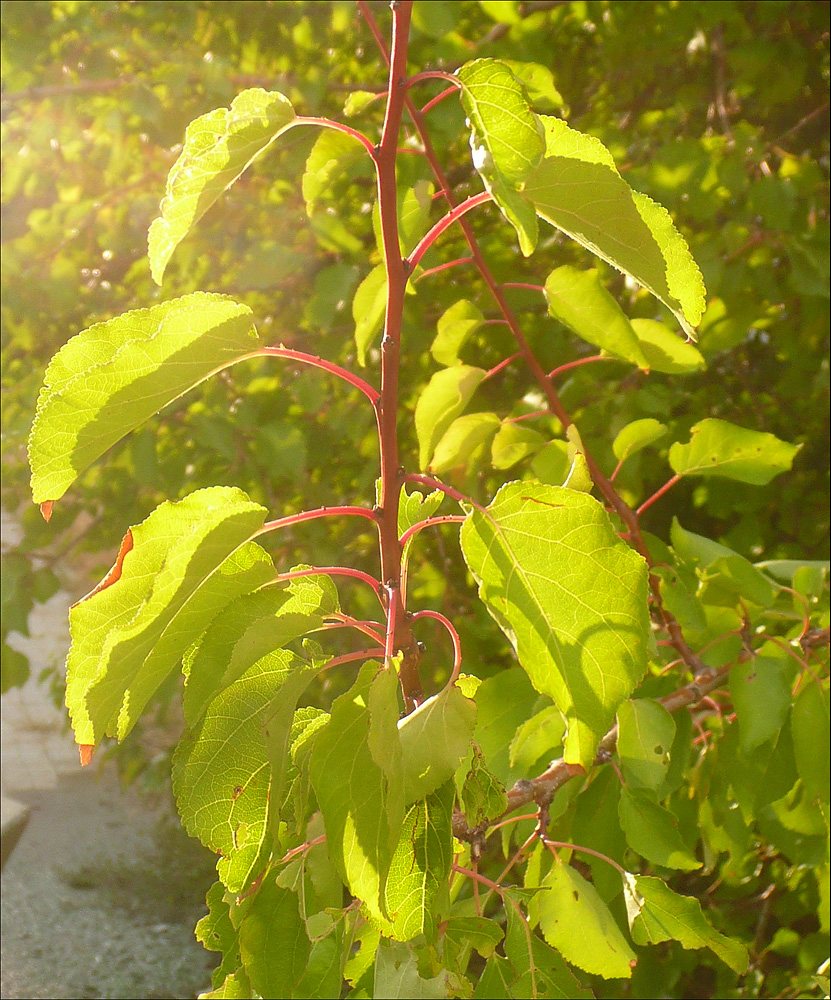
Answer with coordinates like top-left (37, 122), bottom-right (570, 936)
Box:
top-left (2, 0), bottom-right (828, 708)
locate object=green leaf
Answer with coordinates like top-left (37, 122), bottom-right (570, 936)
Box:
top-left (374, 940), bottom-right (448, 999)
top-left (619, 787), bottom-right (701, 870)
top-left (473, 668), bottom-right (539, 785)
top-left (398, 685), bottom-right (477, 803)
top-left (545, 266), bottom-right (649, 369)
top-left (792, 680), bottom-right (830, 805)
top-left (302, 127), bottom-right (370, 214)
top-left (460, 745), bottom-right (509, 826)
top-left (502, 60), bottom-right (565, 113)
top-left (29, 294), bottom-right (258, 505)
top-left (508, 705), bottom-right (566, 772)
top-left (444, 916), bottom-right (504, 962)
top-left (397, 485), bottom-right (444, 539)
top-left (174, 649), bottom-right (302, 892)
top-left (430, 412), bottom-right (501, 474)
top-left (457, 59), bottom-right (545, 256)
top-left (309, 664), bottom-right (404, 922)
top-left (617, 698), bottom-right (676, 792)
top-left (148, 89), bottom-right (299, 284)
top-left (343, 90), bottom-right (381, 117)
top-left (373, 180), bottom-right (434, 257)
top-left (613, 419), bottom-right (668, 463)
top-left (537, 856), bottom-right (636, 979)
top-left (503, 896), bottom-right (593, 997)
top-left (431, 299), bottom-right (485, 367)
top-left (183, 575), bottom-right (337, 726)
top-left (385, 782), bottom-right (455, 941)
top-left (731, 657), bottom-right (791, 753)
top-left (525, 116), bottom-right (705, 338)
top-left (562, 451), bottom-right (593, 493)
top-left (669, 418), bottom-right (801, 484)
top-left (571, 767), bottom-right (627, 903)
top-left (67, 487), bottom-right (269, 747)
top-left (530, 439), bottom-right (571, 487)
top-left (415, 365), bottom-right (486, 470)
top-left (491, 422), bottom-right (546, 470)
top-left (199, 970), bottom-right (251, 999)
top-left (655, 566), bottom-right (707, 633)
top-left (197, 882), bottom-right (241, 990)
top-left (624, 873), bottom-right (749, 974)
top-left (238, 874), bottom-right (310, 999)
top-left (630, 319), bottom-right (706, 374)
top-left (353, 264), bottom-right (388, 367)
top-left (461, 482), bottom-right (650, 768)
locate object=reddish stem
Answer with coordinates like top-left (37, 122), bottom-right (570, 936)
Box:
top-left (410, 608), bottom-right (462, 685)
top-left (506, 409), bottom-right (550, 423)
top-left (257, 506), bottom-right (378, 536)
top-left (294, 115), bottom-right (375, 155)
top-left (406, 192), bottom-right (492, 271)
top-left (483, 352), bottom-right (521, 380)
top-left (548, 355), bottom-right (619, 379)
top-left (421, 86), bottom-right (459, 115)
top-left (324, 648), bottom-right (386, 671)
top-left (501, 282), bottom-right (545, 293)
top-left (415, 255), bottom-right (474, 281)
top-left (318, 618), bottom-right (386, 646)
top-left (258, 346), bottom-right (380, 406)
top-left (406, 70), bottom-right (461, 91)
top-left (402, 473), bottom-right (486, 513)
top-left (636, 474), bottom-right (682, 516)
top-left (372, 0), bottom-right (421, 712)
top-left (399, 514), bottom-right (466, 549)
top-left (274, 565), bottom-right (381, 597)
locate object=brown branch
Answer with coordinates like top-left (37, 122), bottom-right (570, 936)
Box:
top-left (453, 662), bottom-right (729, 842)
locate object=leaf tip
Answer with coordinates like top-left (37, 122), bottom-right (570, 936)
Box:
top-left (79, 744), bottom-right (95, 767)
top-left (39, 500), bottom-right (54, 523)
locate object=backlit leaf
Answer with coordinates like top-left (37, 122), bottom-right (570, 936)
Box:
top-left (624, 873), bottom-right (749, 974)
top-left (461, 482), bottom-right (650, 767)
top-left (630, 318), bottom-right (706, 374)
top-left (183, 575), bottom-right (338, 726)
top-left (66, 487), bottom-right (269, 747)
top-left (544, 266), bottom-right (649, 369)
top-left (617, 698), bottom-right (676, 792)
top-left (508, 705), bottom-right (566, 772)
top-left (429, 412), bottom-right (501, 474)
top-left (460, 744), bottom-right (509, 826)
top-left (415, 365), bottom-right (486, 470)
top-left (173, 649), bottom-right (299, 892)
top-left (398, 685), bottom-right (477, 803)
top-left (458, 59), bottom-right (545, 256)
top-left (309, 664), bottom-right (404, 922)
top-left (792, 680), bottom-right (830, 804)
top-left (669, 418), bottom-right (801, 484)
top-left (432, 299), bottom-right (485, 367)
top-left (29, 294), bottom-right (258, 505)
top-left (503, 897), bottom-right (594, 997)
top-left (238, 874), bottom-right (309, 998)
top-left (149, 89), bottom-right (299, 284)
top-left (619, 787), bottom-right (701, 870)
top-left (385, 782), bottom-right (455, 941)
top-left (353, 264), bottom-right (387, 367)
top-left (491, 422), bottom-right (546, 470)
top-left (525, 115), bottom-right (705, 338)
top-left (537, 856), bottom-right (636, 979)
top-left (374, 940), bottom-right (448, 998)
top-left (613, 419), bottom-right (668, 463)
top-left (730, 657), bottom-right (791, 753)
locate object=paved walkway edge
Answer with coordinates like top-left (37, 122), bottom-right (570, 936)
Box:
top-left (1, 795), bottom-right (31, 871)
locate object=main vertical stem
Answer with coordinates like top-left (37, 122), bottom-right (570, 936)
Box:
top-left (373, 0), bottom-right (422, 711)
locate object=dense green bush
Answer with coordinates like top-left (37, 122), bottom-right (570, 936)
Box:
top-left (3, 3), bottom-right (829, 998)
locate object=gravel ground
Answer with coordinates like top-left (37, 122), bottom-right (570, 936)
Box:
top-left (1, 766), bottom-right (218, 1000)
